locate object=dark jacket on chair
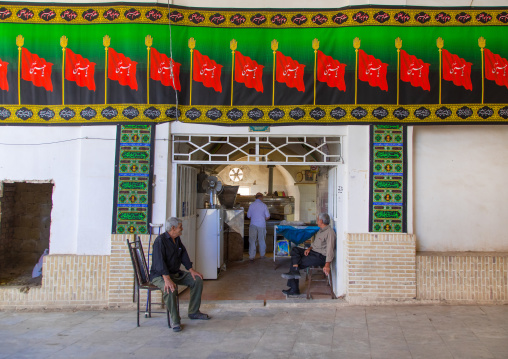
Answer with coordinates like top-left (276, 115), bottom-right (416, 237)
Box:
top-left (149, 232), bottom-right (192, 280)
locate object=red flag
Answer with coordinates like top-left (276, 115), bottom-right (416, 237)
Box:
top-left (21, 48), bottom-right (53, 92)
top-left (358, 49), bottom-right (388, 91)
top-left (442, 49), bottom-right (472, 91)
top-left (108, 48), bottom-right (138, 90)
top-left (317, 50), bottom-right (346, 91)
top-left (400, 50), bottom-right (430, 91)
top-left (235, 51), bottom-right (264, 93)
top-left (150, 47), bottom-right (181, 91)
top-left (276, 52), bottom-right (305, 92)
top-left (484, 48), bottom-right (508, 88)
top-left (0, 58), bottom-right (8, 91)
top-left (193, 50), bottom-right (222, 93)
top-left (65, 48), bottom-right (96, 91)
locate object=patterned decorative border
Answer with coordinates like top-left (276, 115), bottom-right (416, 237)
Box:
top-left (1, 103), bottom-right (508, 125)
top-left (0, 4), bottom-right (507, 27)
top-left (112, 124), bottom-right (154, 235)
top-left (369, 125), bottom-right (407, 233)
top-left (0, 104), bottom-right (171, 124)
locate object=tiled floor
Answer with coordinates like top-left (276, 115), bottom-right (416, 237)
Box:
top-left (179, 253), bottom-right (334, 301)
top-left (1, 304), bottom-right (507, 358)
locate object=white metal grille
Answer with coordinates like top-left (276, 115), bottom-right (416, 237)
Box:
top-left (172, 135), bottom-right (342, 165)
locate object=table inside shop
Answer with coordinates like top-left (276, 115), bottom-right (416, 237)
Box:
top-left (273, 225), bottom-right (320, 270)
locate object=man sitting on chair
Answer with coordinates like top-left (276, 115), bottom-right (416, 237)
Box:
top-left (281, 213), bottom-right (335, 296)
top-left (150, 217), bottom-right (210, 332)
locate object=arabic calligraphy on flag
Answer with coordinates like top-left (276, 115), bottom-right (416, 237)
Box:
top-left (235, 51), bottom-right (264, 93)
top-left (400, 50), bottom-right (430, 91)
top-left (21, 48), bottom-right (53, 92)
top-left (150, 47), bottom-right (181, 91)
top-left (442, 49), bottom-right (472, 90)
top-left (193, 50), bottom-right (223, 93)
top-left (276, 51), bottom-right (305, 92)
top-left (0, 57), bottom-right (8, 91)
top-left (358, 49), bottom-right (388, 91)
top-left (317, 50), bottom-right (346, 91)
top-left (484, 48), bottom-right (508, 89)
top-left (108, 48), bottom-right (138, 91)
top-left (65, 48), bottom-right (96, 91)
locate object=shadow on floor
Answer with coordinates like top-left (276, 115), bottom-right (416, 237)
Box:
top-left (180, 253), bottom-right (334, 301)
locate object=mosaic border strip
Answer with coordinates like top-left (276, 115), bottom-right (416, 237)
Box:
top-left (369, 124), bottom-right (407, 233)
top-left (112, 124), bottom-right (155, 235)
top-left (1, 103), bottom-right (508, 125)
top-left (0, 4), bottom-right (507, 27)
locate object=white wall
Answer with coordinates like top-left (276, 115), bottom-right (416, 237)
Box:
top-left (414, 126), bottom-right (508, 252)
top-left (344, 126), bottom-right (371, 234)
top-left (0, 126), bottom-right (117, 255)
top-left (152, 122), bottom-right (170, 230)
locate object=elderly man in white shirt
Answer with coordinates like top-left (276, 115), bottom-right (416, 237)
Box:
top-left (246, 192), bottom-right (270, 261)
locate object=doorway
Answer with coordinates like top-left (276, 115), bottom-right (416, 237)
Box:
top-left (170, 133), bottom-right (344, 300)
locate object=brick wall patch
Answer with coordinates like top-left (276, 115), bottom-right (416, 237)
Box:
top-left (346, 233), bottom-right (416, 301)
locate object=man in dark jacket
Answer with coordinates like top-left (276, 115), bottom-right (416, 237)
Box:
top-left (150, 217), bottom-right (210, 332)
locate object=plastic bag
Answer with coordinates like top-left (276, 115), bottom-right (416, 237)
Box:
top-left (32, 249), bottom-right (49, 278)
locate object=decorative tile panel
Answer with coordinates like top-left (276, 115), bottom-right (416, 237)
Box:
top-left (369, 125), bottom-right (406, 232)
top-left (112, 124), bottom-right (154, 234)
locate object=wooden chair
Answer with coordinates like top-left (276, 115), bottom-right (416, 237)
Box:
top-left (306, 266), bottom-right (336, 300)
top-left (127, 237), bottom-right (177, 328)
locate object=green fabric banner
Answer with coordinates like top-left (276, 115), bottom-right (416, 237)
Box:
top-left (0, 3), bottom-right (507, 124)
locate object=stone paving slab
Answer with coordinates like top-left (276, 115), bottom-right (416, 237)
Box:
top-left (0, 305), bottom-right (507, 359)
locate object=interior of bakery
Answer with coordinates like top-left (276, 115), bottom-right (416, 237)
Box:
top-left (167, 133), bottom-right (342, 300)
top-left (176, 162), bottom-right (335, 301)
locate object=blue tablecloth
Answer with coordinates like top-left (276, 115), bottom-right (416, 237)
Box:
top-left (276, 225), bottom-right (320, 245)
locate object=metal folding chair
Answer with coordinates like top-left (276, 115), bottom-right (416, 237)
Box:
top-left (127, 237), bottom-right (177, 328)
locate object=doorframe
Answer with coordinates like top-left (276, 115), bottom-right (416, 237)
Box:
top-left (168, 123), bottom-right (349, 298)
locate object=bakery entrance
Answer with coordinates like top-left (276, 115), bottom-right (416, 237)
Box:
top-left (170, 134), bottom-right (344, 300)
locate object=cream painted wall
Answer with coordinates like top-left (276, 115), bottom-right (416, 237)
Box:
top-left (414, 126), bottom-right (508, 252)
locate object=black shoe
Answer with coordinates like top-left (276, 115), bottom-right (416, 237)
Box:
top-left (172, 325), bottom-right (182, 332)
top-left (282, 289), bottom-right (301, 296)
top-left (281, 268), bottom-right (301, 279)
top-left (188, 311), bottom-right (210, 320)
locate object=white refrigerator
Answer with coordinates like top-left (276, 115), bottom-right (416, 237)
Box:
top-left (195, 209), bottom-right (224, 279)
